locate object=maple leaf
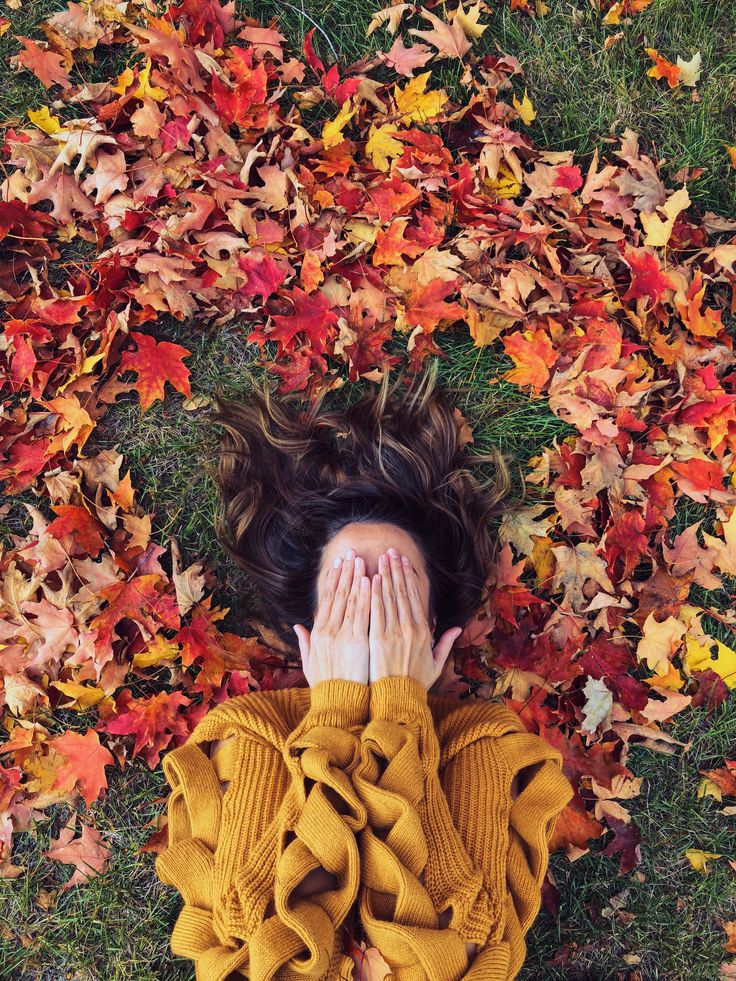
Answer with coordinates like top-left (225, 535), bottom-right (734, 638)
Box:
top-left (635, 613), bottom-right (686, 673)
top-left (640, 185), bottom-right (690, 248)
top-left (409, 8), bottom-right (471, 60)
top-left (701, 508), bottom-right (736, 577)
top-left (382, 37), bottom-right (433, 78)
top-left (14, 36), bottom-right (72, 88)
top-left (118, 331), bottom-right (193, 412)
top-left (600, 815), bottom-right (642, 875)
top-left (394, 72), bottom-right (448, 123)
top-left (402, 277), bottom-right (465, 330)
top-left (366, 122), bottom-right (404, 171)
top-left (211, 58), bottom-right (268, 127)
top-left (512, 87), bottom-right (536, 125)
top-left (683, 636), bottom-right (736, 690)
top-left (699, 761), bottom-right (736, 799)
top-left (322, 99), bottom-right (357, 149)
top-left (265, 287), bottom-right (339, 355)
top-left (50, 728), bottom-right (116, 808)
top-left (44, 504), bottom-right (107, 556)
top-left (28, 105), bottom-right (62, 134)
top-left (449, 1), bottom-right (489, 39)
top-left (645, 47), bottom-right (680, 88)
top-left (366, 3), bottom-right (413, 36)
top-left (502, 327), bottom-right (558, 391)
top-left (101, 689), bottom-right (194, 768)
top-left (238, 252), bottom-right (287, 301)
top-left (44, 814), bottom-right (113, 892)
top-left (580, 676), bottom-right (613, 735)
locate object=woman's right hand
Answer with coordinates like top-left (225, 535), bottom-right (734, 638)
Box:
top-left (293, 548), bottom-right (371, 686)
top-left (369, 547), bottom-right (462, 689)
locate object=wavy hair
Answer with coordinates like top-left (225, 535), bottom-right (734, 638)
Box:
top-left (209, 362), bottom-right (514, 659)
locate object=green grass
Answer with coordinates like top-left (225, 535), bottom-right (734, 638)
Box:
top-left (2, 0), bottom-right (736, 978)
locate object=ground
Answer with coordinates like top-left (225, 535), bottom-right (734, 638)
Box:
top-left (1, 0), bottom-right (736, 978)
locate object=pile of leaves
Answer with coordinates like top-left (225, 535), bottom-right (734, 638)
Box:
top-left (1, 0), bottom-right (736, 948)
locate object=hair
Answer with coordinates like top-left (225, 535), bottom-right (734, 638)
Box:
top-left (208, 361), bottom-right (514, 657)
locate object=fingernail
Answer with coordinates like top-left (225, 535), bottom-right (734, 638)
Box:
top-left (333, 556), bottom-right (343, 568)
top-left (401, 555), bottom-right (410, 566)
top-left (345, 548), bottom-right (355, 560)
top-left (388, 547), bottom-right (398, 558)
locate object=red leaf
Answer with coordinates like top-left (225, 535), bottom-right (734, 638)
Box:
top-left (118, 331), bottom-right (192, 412)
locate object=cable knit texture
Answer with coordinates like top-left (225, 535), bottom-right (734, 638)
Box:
top-left (155, 675), bottom-right (574, 981)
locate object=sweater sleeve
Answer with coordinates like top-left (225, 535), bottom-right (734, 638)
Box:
top-left (438, 695), bottom-right (574, 980)
top-left (351, 675), bottom-right (573, 981)
top-left (154, 679), bottom-right (370, 981)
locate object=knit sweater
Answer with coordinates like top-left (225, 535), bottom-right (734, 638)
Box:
top-left (155, 675), bottom-right (574, 981)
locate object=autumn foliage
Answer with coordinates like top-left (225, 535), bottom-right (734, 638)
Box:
top-left (1, 0), bottom-right (736, 925)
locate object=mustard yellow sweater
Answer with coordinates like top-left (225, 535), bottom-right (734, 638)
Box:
top-left (155, 675), bottom-right (573, 981)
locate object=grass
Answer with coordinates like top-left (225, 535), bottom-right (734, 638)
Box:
top-left (2, 0), bottom-right (736, 978)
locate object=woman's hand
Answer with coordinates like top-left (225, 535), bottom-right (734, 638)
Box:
top-left (369, 547), bottom-right (463, 689)
top-left (293, 548), bottom-right (371, 685)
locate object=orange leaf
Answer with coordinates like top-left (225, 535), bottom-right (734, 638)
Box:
top-left (118, 331), bottom-right (192, 412)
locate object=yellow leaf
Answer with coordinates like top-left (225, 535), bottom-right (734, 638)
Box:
top-left (485, 161), bottom-right (521, 199)
top-left (512, 87), bottom-right (536, 125)
top-left (449, 0), bottom-right (488, 39)
top-left (50, 681), bottom-right (110, 711)
top-left (111, 66), bottom-right (134, 95)
top-left (28, 106), bottom-right (61, 134)
top-left (132, 633), bottom-right (179, 668)
top-left (727, 146), bottom-right (736, 170)
top-left (133, 59), bottom-right (168, 102)
top-left (603, 0), bottom-right (623, 23)
top-left (684, 847), bottom-right (721, 875)
top-left (56, 353), bottom-right (105, 395)
top-left (641, 185), bottom-right (691, 248)
top-left (683, 635), bottom-right (736, 689)
top-left (697, 776), bottom-right (722, 802)
top-left (322, 99), bottom-right (357, 149)
top-left (366, 123), bottom-right (403, 172)
top-left (394, 72), bottom-right (448, 123)
top-left (644, 658), bottom-right (685, 691)
top-left (344, 218), bottom-right (378, 246)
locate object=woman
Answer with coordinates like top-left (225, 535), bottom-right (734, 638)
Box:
top-left (154, 363), bottom-right (574, 981)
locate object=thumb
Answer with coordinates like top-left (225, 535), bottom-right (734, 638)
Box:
top-left (432, 626), bottom-right (463, 671)
top-left (293, 624), bottom-right (311, 662)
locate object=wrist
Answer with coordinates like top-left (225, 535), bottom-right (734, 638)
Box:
top-left (369, 675), bottom-right (429, 722)
top-left (308, 677), bottom-right (370, 725)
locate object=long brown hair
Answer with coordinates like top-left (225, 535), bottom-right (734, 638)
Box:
top-left (209, 362), bottom-right (513, 654)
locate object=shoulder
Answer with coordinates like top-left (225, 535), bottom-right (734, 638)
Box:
top-left (427, 692), bottom-right (539, 770)
top-left (192, 685), bottom-right (312, 759)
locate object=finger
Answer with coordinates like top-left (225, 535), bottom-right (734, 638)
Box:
top-left (400, 554), bottom-right (425, 624)
top-left (388, 550), bottom-right (412, 625)
top-left (370, 573), bottom-right (384, 638)
top-left (344, 556), bottom-right (364, 624)
top-left (380, 554), bottom-right (398, 626)
top-left (354, 572), bottom-right (371, 637)
top-left (314, 557), bottom-right (344, 629)
top-left (330, 553), bottom-right (357, 624)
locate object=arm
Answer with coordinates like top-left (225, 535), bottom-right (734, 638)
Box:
top-left (438, 698), bottom-right (575, 979)
top-left (351, 676), bottom-right (573, 981)
top-left (351, 675), bottom-right (500, 980)
top-left (154, 678), bottom-right (370, 981)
